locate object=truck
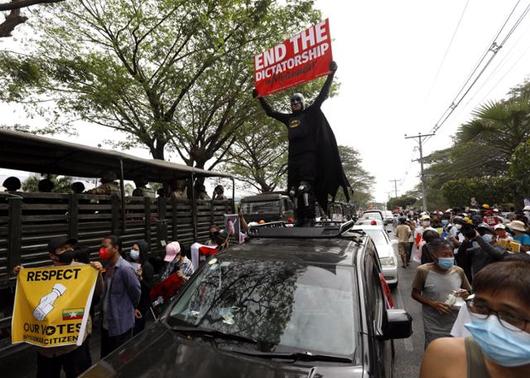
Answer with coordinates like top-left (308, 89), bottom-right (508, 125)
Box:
top-left (0, 129), bottom-right (234, 356)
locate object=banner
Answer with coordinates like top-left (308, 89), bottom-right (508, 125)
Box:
top-left (12, 265), bottom-right (98, 348)
top-left (254, 19), bottom-right (333, 97)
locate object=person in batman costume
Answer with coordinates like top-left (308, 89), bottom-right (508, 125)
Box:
top-left (254, 61), bottom-right (350, 226)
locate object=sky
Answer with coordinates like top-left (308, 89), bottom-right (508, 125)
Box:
top-left (2, 0), bottom-right (530, 203)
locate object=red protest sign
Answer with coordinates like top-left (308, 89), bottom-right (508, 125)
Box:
top-left (254, 19), bottom-right (333, 97)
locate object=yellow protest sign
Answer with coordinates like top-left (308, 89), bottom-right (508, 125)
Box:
top-left (12, 264), bottom-right (98, 348)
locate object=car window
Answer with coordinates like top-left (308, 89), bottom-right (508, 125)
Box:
top-left (241, 201), bottom-right (280, 213)
top-left (364, 242), bottom-right (385, 335)
top-left (168, 257), bottom-right (358, 357)
top-left (362, 212), bottom-right (383, 221)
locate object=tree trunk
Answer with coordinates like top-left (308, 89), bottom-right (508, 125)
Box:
top-left (150, 140), bottom-right (166, 160)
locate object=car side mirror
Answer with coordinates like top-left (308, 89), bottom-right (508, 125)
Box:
top-left (382, 309), bottom-right (412, 340)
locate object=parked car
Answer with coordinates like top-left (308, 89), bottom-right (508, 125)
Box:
top-left (382, 211), bottom-right (394, 225)
top-left (83, 224), bottom-right (412, 378)
top-left (347, 225), bottom-right (399, 288)
top-left (361, 210), bottom-right (384, 222)
top-left (240, 193), bottom-right (294, 223)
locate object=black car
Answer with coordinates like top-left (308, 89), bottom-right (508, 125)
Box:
top-left (83, 224), bottom-right (412, 377)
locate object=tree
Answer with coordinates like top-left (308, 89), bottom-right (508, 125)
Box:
top-left (22, 174), bottom-right (72, 192)
top-left (224, 121), bottom-right (288, 193)
top-left (0, 0), bottom-right (321, 168)
top-left (422, 92), bottom-right (530, 209)
top-left (0, 0), bottom-right (64, 37)
top-left (509, 138), bottom-right (530, 208)
top-left (337, 145), bottom-right (374, 206)
top-left (440, 177), bottom-right (513, 208)
top-left (387, 195), bottom-right (417, 210)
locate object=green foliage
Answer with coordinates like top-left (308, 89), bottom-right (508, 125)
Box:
top-left (22, 175), bottom-right (73, 192)
top-left (223, 119), bottom-right (288, 193)
top-left (0, 0), bottom-right (321, 168)
top-left (387, 195), bottom-right (417, 210)
top-left (509, 138), bottom-right (530, 208)
top-left (441, 176), bottom-right (513, 208)
top-left (335, 145), bottom-right (374, 207)
top-left (424, 82), bottom-right (530, 209)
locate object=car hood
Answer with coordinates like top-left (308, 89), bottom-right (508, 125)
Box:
top-left (82, 322), bottom-right (363, 378)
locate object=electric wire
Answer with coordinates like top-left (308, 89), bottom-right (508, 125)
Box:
top-left (423, 1), bottom-right (530, 143)
top-left (426, 0), bottom-right (471, 101)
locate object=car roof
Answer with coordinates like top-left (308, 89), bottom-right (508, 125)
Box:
top-left (224, 237), bottom-right (362, 267)
top-left (241, 193), bottom-right (287, 202)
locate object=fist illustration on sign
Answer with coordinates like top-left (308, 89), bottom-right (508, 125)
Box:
top-left (33, 283), bottom-right (67, 321)
top-left (329, 61), bottom-right (337, 72)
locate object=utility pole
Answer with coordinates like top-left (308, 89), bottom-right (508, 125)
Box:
top-left (405, 132), bottom-right (435, 212)
top-left (389, 179), bottom-right (399, 198)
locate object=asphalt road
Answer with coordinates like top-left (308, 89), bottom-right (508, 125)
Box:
top-left (1, 226), bottom-right (425, 378)
top-left (388, 226), bottom-right (424, 378)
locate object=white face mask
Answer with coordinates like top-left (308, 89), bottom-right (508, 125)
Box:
top-left (455, 224), bottom-right (462, 230)
top-left (130, 249), bottom-right (140, 261)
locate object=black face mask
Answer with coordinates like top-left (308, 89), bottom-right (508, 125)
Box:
top-left (55, 249), bottom-right (76, 264)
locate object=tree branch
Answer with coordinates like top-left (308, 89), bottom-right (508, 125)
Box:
top-left (0, 0), bottom-right (63, 11)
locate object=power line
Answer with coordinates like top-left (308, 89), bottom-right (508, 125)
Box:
top-left (426, 0), bottom-right (471, 101)
top-left (405, 133), bottom-right (435, 211)
top-left (423, 1), bottom-right (530, 143)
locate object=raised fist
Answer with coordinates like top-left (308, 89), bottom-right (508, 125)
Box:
top-left (329, 61), bottom-right (338, 72)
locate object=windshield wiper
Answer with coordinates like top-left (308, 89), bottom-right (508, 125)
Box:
top-left (170, 326), bottom-right (258, 345)
top-left (233, 350), bottom-right (353, 363)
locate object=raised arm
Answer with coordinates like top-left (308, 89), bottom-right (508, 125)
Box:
top-left (254, 89), bottom-right (290, 124)
top-left (312, 61), bottom-right (337, 108)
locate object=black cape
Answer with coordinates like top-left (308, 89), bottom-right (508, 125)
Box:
top-left (314, 113), bottom-right (350, 212)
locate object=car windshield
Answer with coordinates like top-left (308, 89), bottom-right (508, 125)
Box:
top-left (241, 201), bottom-right (280, 214)
top-left (362, 212), bottom-right (383, 221)
top-left (168, 256), bottom-right (357, 357)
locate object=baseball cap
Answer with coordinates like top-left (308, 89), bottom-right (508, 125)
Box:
top-left (494, 224), bottom-right (506, 230)
top-left (164, 241), bottom-right (181, 262)
top-left (48, 236), bottom-right (77, 254)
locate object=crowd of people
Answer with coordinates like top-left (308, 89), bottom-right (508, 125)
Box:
top-left (2, 173), bottom-right (229, 201)
top-left (11, 209), bottom-right (247, 378)
top-left (389, 204), bottom-right (530, 376)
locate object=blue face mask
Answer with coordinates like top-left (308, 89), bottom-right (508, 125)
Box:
top-left (482, 234), bottom-right (493, 244)
top-left (436, 257), bottom-right (454, 270)
top-left (465, 314), bottom-right (530, 367)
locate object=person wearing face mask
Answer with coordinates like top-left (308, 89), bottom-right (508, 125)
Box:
top-left (12, 237), bottom-right (104, 378)
top-left (128, 240), bottom-right (154, 335)
top-left (412, 239), bottom-right (471, 348)
top-left (99, 235), bottom-right (141, 358)
top-left (420, 256), bottom-right (530, 378)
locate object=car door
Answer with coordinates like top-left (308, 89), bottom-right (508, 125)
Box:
top-left (364, 241), bottom-right (394, 377)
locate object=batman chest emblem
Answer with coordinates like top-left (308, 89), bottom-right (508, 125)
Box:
top-left (289, 119), bottom-right (301, 128)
